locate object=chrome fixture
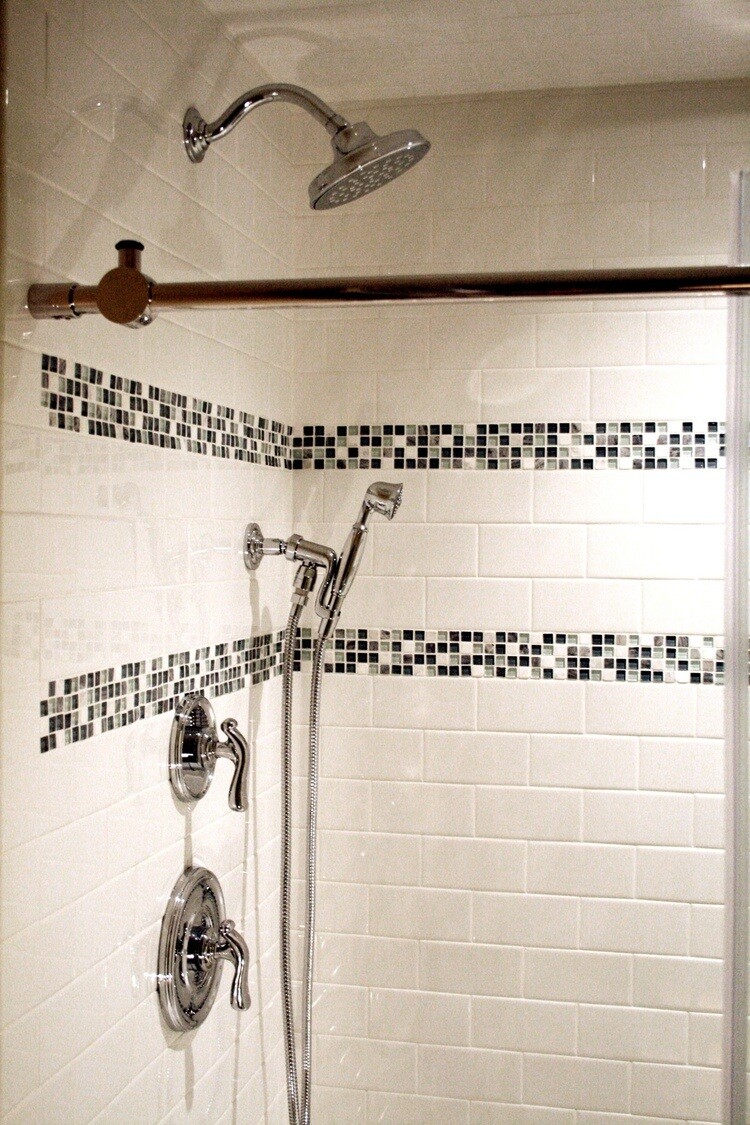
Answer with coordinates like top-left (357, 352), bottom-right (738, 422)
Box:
top-left (27, 257), bottom-right (750, 323)
top-left (182, 82), bottom-right (430, 210)
top-left (157, 866), bottom-right (250, 1032)
top-left (246, 482), bottom-right (403, 1125)
top-left (169, 693), bottom-right (249, 812)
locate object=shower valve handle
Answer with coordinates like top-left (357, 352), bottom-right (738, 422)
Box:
top-left (169, 694), bottom-right (249, 812)
top-left (203, 719), bottom-right (249, 813)
top-left (215, 920), bottom-right (251, 1011)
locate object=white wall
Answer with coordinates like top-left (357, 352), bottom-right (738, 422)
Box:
top-left (289, 81), bottom-right (750, 1122)
top-left (1, 1), bottom-right (298, 1120)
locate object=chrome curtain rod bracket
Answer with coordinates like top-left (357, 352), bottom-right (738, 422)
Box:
top-left (26, 242), bottom-right (750, 324)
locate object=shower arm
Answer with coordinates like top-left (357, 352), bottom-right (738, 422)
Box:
top-left (25, 242), bottom-right (750, 326)
top-left (183, 83), bottom-right (350, 163)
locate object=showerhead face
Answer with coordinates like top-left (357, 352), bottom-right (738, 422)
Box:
top-left (309, 122), bottom-right (430, 210)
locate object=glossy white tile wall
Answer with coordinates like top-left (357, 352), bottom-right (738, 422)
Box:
top-left (1, 1), bottom-right (296, 1120)
top-left (289, 81), bottom-right (748, 1122)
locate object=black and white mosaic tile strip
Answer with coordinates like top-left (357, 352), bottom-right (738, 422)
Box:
top-left (293, 421), bottom-right (725, 471)
top-left (42, 355), bottom-right (726, 472)
top-left (40, 626), bottom-right (724, 752)
top-left (41, 354), bottom-right (293, 468)
top-left (296, 628), bottom-right (724, 685)
top-left (40, 632), bottom-right (284, 753)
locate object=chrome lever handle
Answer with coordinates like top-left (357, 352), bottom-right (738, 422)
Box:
top-left (216, 919), bottom-right (251, 1011)
top-left (169, 694), bottom-right (250, 811)
top-left (214, 719), bottom-right (249, 812)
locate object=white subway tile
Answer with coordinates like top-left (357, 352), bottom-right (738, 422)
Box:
top-left (578, 1004), bottom-right (688, 1064)
top-left (470, 1106), bottom-right (575, 1124)
top-left (473, 997), bottom-right (576, 1054)
top-left (427, 577), bottom-right (532, 629)
top-left (478, 681), bottom-right (585, 734)
top-left (481, 367), bottom-right (590, 421)
top-left (528, 841), bottom-right (635, 897)
top-left (643, 471), bottom-right (725, 525)
top-left (689, 1012), bottom-right (722, 1067)
top-left (580, 898), bottom-right (690, 955)
top-left (316, 934), bottom-right (418, 989)
top-left (633, 955), bottom-right (722, 1012)
top-left (641, 579), bottom-right (724, 633)
top-left (380, 367), bottom-right (483, 423)
top-left (583, 791), bottom-right (693, 846)
top-left (419, 941), bottom-right (523, 998)
top-left (636, 846), bottom-right (723, 905)
top-left (630, 1061), bottom-right (721, 1120)
top-left (586, 683), bottom-right (697, 737)
top-left (530, 734), bottom-right (638, 789)
top-left (646, 309), bottom-right (728, 366)
top-left (594, 145), bottom-right (705, 203)
top-left (537, 311), bottom-right (647, 367)
top-left (424, 731), bottom-right (529, 785)
top-left (693, 795), bottom-right (724, 849)
top-left (532, 578), bottom-right (642, 631)
top-left (640, 737), bottom-right (723, 793)
top-left (417, 1044), bottom-right (522, 1103)
top-left (591, 365), bottom-right (725, 420)
top-left (473, 891), bottom-right (578, 948)
top-left (369, 886), bottom-right (472, 941)
top-left (371, 781), bottom-right (474, 836)
top-left (369, 988), bottom-right (471, 1046)
top-left (429, 308), bottom-right (537, 370)
top-left (480, 525), bottom-right (586, 577)
top-left (533, 471), bottom-right (643, 523)
top-left (523, 1054), bottom-right (630, 1112)
top-left (368, 1091), bottom-right (470, 1123)
top-left (524, 948), bottom-right (631, 1005)
top-left (373, 523), bottom-right (478, 577)
top-left (372, 678), bottom-right (477, 732)
top-left (422, 836), bottom-right (525, 891)
top-left (588, 525), bottom-right (723, 580)
top-left (690, 905), bottom-right (724, 959)
top-left (318, 830), bottom-right (420, 886)
top-left (315, 1034), bottom-right (417, 1094)
top-left (343, 575), bottom-right (426, 628)
top-left (427, 472), bottom-right (533, 524)
top-left (323, 726), bottom-right (423, 781)
top-left (476, 787), bottom-right (581, 841)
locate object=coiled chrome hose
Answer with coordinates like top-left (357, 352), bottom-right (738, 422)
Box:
top-left (280, 601), bottom-right (303, 1125)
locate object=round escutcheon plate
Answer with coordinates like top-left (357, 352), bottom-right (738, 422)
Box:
top-left (157, 866), bottom-right (226, 1032)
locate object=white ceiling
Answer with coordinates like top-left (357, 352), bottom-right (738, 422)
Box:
top-left (203, 0), bottom-right (750, 102)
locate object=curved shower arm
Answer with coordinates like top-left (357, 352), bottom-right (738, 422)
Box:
top-left (184, 83), bottom-right (350, 162)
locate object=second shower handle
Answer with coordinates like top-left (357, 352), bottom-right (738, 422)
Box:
top-left (169, 693), bottom-right (249, 812)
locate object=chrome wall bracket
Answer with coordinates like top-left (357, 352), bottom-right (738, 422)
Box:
top-left (243, 523), bottom-right (265, 571)
top-left (157, 866), bottom-right (250, 1032)
top-left (169, 694), bottom-right (249, 811)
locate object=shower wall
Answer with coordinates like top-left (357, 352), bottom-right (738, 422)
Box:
top-left (1, 1), bottom-right (297, 1120)
top-left (290, 82), bottom-right (750, 1121)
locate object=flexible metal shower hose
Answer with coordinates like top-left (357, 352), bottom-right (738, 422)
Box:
top-left (280, 601), bottom-right (303, 1125)
top-left (280, 601), bottom-right (326, 1125)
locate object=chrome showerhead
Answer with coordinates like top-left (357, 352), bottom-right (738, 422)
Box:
top-left (182, 84), bottom-right (429, 211)
top-left (358, 480), bottom-right (404, 523)
top-left (309, 121), bottom-right (430, 210)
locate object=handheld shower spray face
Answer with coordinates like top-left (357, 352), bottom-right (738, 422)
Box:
top-left (317, 481), bottom-right (403, 638)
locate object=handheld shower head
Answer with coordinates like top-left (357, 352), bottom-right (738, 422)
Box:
top-left (318, 481), bottom-right (404, 638)
top-left (357, 480), bottom-right (404, 523)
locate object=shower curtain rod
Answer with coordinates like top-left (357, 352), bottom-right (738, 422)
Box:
top-left (26, 243), bottom-right (750, 326)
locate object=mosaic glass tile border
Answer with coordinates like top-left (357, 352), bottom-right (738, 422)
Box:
top-left (41, 354), bottom-right (293, 468)
top-left (41, 625), bottom-right (725, 752)
top-left (295, 628), bottom-right (724, 684)
top-left (40, 632), bottom-right (284, 753)
top-left (293, 421), bottom-right (726, 471)
top-left (43, 354), bottom-right (727, 473)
